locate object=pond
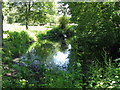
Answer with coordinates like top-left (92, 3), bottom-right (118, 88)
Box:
top-left (19, 39), bottom-right (71, 71)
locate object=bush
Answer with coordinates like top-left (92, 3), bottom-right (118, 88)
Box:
top-left (42, 65), bottom-right (83, 88)
top-left (87, 58), bottom-right (120, 88)
top-left (3, 31), bottom-right (33, 63)
top-left (58, 15), bottom-right (69, 29)
top-left (37, 26), bottom-right (75, 42)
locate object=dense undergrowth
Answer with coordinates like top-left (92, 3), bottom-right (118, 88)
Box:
top-left (88, 60), bottom-right (120, 88)
top-left (66, 2), bottom-right (120, 88)
top-left (2, 2), bottom-right (120, 89)
top-left (36, 25), bottom-right (75, 42)
top-left (2, 28), bottom-right (120, 88)
top-left (3, 31), bottom-right (33, 63)
top-left (36, 15), bottom-right (75, 42)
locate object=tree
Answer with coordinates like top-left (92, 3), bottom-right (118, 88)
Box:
top-left (65, 2), bottom-right (120, 88)
top-left (4, 2), bottom-right (56, 29)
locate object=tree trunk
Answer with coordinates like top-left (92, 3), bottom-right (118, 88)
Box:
top-left (25, 2), bottom-right (31, 30)
top-left (0, 1), bottom-right (3, 90)
top-left (25, 3), bottom-right (28, 30)
top-left (25, 21), bottom-right (28, 30)
top-left (0, 1), bottom-right (3, 49)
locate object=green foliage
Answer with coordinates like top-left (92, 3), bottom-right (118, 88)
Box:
top-left (3, 63), bottom-right (45, 88)
top-left (42, 66), bottom-right (83, 88)
top-left (66, 2), bottom-right (120, 63)
top-left (3, 2), bottom-right (56, 26)
top-left (58, 15), bottom-right (69, 29)
top-left (3, 31), bottom-right (33, 63)
top-left (65, 2), bottom-right (120, 88)
top-left (87, 59), bottom-right (120, 88)
top-left (37, 26), bottom-right (75, 42)
top-left (2, 2), bottom-right (120, 89)
top-left (34, 41), bottom-right (55, 61)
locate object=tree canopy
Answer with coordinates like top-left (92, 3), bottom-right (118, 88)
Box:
top-left (3, 2), bottom-right (56, 29)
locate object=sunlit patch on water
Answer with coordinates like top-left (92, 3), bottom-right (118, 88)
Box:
top-left (52, 44), bottom-right (71, 70)
top-left (53, 51), bottom-right (69, 66)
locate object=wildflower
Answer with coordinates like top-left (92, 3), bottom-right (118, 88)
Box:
top-left (115, 76), bottom-right (119, 78)
top-left (112, 81), bottom-right (116, 84)
top-left (100, 82), bottom-right (103, 85)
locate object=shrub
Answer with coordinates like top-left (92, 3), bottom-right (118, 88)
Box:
top-left (87, 58), bottom-right (120, 88)
top-left (58, 15), bottom-right (69, 29)
top-left (37, 26), bottom-right (75, 42)
top-left (3, 31), bottom-right (33, 63)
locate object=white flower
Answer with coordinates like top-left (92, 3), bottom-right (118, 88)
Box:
top-left (100, 82), bottom-right (103, 85)
top-left (77, 63), bottom-right (81, 67)
top-left (115, 76), bottom-right (119, 78)
top-left (108, 86), bottom-right (113, 88)
top-left (112, 81), bottom-right (116, 83)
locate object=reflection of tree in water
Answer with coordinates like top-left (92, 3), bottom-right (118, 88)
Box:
top-left (58, 40), bottom-right (68, 53)
top-left (34, 40), bottom-right (55, 61)
top-left (33, 40), bottom-right (70, 69)
top-left (19, 39), bottom-right (70, 72)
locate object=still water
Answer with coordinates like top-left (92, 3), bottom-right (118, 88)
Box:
top-left (19, 40), bottom-right (71, 71)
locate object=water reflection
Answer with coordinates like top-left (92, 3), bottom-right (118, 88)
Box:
top-left (54, 51), bottom-right (69, 65)
top-left (19, 40), bottom-right (71, 71)
top-left (53, 44), bottom-right (71, 66)
top-left (59, 40), bottom-right (68, 52)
